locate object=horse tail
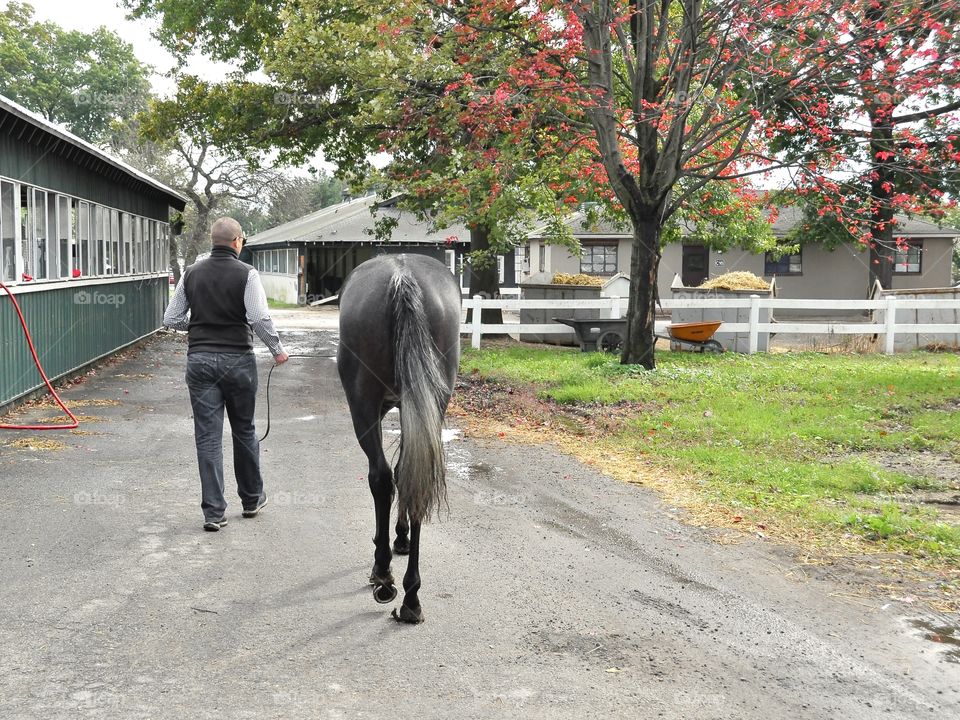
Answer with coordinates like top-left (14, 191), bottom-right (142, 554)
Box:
top-left (390, 268), bottom-right (449, 523)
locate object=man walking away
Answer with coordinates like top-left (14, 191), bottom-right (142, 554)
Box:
top-left (164, 217), bottom-right (289, 531)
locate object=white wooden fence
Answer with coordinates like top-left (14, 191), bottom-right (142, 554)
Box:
top-left (460, 295), bottom-right (960, 354)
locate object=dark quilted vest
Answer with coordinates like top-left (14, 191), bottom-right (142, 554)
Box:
top-left (183, 245), bottom-right (254, 354)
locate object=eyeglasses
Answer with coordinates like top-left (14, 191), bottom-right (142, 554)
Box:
top-left (235, 235), bottom-right (247, 247)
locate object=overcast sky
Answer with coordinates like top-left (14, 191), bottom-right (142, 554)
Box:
top-left (13, 0), bottom-right (339, 173)
top-left (15, 0), bottom-right (235, 96)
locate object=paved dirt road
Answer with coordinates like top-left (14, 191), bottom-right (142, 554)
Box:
top-left (0, 325), bottom-right (957, 719)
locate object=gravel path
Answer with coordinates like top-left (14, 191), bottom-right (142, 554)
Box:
top-left (0, 325), bottom-right (957, 719)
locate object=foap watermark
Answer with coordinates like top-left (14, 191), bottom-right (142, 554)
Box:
top-left (272, 490), bottom-right (326, 507)
top-left (72, 90), bottom-right (144, 111)
top-left (273, 91), bottom-right (325, 107)
top-left (74, 290), bottom-right (125, 307)
top-left (473, 490), bottom-right (528, 507)
top-left (74, 491), bottom-right (126, 508)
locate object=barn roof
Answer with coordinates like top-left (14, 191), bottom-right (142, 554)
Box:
top-left (245, 195), bottom-right (470, 248)
top-left (528, 205), bottom-right (960, 240)
top-left (0, 93), bottom-right (187, 210)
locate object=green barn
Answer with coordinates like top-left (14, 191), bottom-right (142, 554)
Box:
top-left (0, 94), bottom-right (187, 410)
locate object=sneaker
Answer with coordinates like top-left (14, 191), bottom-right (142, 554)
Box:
top-left (203, 517), bottom-right (228, 532)
top-left (242, 493), bottom-right (268, 518)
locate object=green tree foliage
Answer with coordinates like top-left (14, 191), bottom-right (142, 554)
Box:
top-left (123, 1), bottom-right (592, 316)
top-left (0, 2), bottom-right (151, 144)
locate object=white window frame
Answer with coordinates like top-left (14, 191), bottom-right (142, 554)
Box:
top-left (0, 175), bottom-right (173, 285)
top-left (0, 180), bottom-right (19, 283)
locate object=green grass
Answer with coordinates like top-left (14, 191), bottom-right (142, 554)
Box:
top-left (461, 345), bottom-right (960, 562)
top-left (267, 298), bottom-right (300, 309)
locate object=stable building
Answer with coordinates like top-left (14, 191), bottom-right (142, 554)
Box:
top-left (0, 94), bottom-right (186, 410)
top-left (244, 195), bottom-right (519, 304)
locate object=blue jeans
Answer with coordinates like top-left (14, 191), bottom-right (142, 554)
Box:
top-left (185, 352), bottom-right (264, 521)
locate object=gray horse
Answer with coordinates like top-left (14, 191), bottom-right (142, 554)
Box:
top-left (337, 254), bottom-right (461, 623)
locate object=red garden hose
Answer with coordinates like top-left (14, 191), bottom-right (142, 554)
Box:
top-left (0, 280), bottom-right (79, 430)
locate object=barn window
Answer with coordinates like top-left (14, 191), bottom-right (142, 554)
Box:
top-left (764, 250), bottom-right (802, 275)
top-left (78, 201), bottom-right (92, 276)
top-left (57, 195), bottom-right (72, 278)
top-left (580, 241), bottom-right (618, 275)
top-left (0, 180), bottom-right (15, 282)
top-left (893, 241), bottom-right (922, 274)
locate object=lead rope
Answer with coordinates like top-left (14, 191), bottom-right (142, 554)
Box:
top-left (258, 353), bottom-right (337, 443)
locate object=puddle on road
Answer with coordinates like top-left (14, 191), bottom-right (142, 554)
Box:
top-left (254, 330), bottom-right (338, 358)
top-left (907, 619), bottom-right (960, 663)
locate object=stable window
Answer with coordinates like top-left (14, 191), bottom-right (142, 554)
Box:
top-left (109, 209), bottom-right (120, 274)
top-left (78, 201), bottom-right (92, 277)
top-left (893, 241), bottom-right (922, 274)
top-left (33, 189), bottom-right (49, 280)
top-left (130, 216), bottom-right (139, 273)
top-left (764, 250), bottom-right (802, 275)
top-left (45, 195), bottom-right (58, 278)
top-left (57, 195), bottom-right (72, 278)
top-left (151, 221), bottom-right (158, 273)
top-left (19, 185), bottom-right (32, 280)
top-left (121, 213), bottom-right (132, 274)
top-left (146, 219), bottom-right (154, 273)
top-left (93, 206), bottom-right (106, 275)
top-left (1, 181), bottom-right (16, 282)
top-left (580, 242), bottom-right (618, 275)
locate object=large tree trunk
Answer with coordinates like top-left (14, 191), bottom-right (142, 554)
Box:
top-left (622, 210), bottom-right (661, 369)
top-left (183, 205), bottom-right (211, 267)
top-left (466, 223), bottom-right (504, 326)
top-left (868, 122), bottom-right (896, 291)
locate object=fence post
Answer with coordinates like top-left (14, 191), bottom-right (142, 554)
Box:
top-left (609, 295), bottom-right (621, 319)
top-left (748, 294), bottom-right (760, 354)
top-left (884, 295), bottom-right (896, 355)
top-left (471, 294), bottom-right (483, 349)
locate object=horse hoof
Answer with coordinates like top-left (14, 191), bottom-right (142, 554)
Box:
top-left (391, 604), bottom-right (424, 624)
top-left (393, 538), bottom-right (410, 555)
top-left (373, 583), bottom-right (398, 604)
top-left (368, 569), bottom-right (394, 586)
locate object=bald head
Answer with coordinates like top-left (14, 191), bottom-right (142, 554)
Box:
top-left (211, 217), bottom-right (243, 246)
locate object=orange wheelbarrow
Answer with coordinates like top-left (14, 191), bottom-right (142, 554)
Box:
top-left (657, 321), bottom-right (724, 353)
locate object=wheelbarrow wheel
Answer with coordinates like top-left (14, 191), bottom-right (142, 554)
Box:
top-left (597, 330), bottom-right (624, 354)
top-left (703, 339), bottom-right (724, 353)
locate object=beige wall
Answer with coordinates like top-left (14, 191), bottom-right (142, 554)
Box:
top-left (260, 272), bottom-right (299, 305)
top-left (529, 238), bottom-right (633, 279)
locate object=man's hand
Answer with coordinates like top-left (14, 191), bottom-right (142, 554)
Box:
top-left (274, 352), bottom-right (289, 365)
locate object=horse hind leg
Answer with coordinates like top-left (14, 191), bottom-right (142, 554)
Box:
top-left (393, 511), bottom-right (410, 555)
top-left (350, 402), bottom-right (397, 604)
top-left (392, 520), bottom-right (424, 624)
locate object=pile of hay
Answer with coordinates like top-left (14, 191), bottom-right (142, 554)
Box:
top-left (699, 271), bottom-right (770, 291)
top-left (552, 273), bottom-right (603, 286)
